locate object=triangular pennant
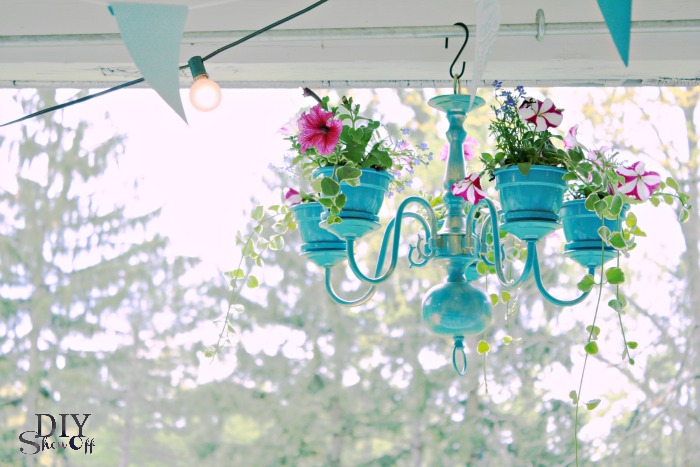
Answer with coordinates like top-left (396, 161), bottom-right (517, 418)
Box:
top-left (110, 2), bottom-right (189, 123)
top-left (597, 0), bottom-right (632, 66)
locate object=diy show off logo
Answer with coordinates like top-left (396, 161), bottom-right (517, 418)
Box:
top-left (18, 413), bottom-right (96, 456)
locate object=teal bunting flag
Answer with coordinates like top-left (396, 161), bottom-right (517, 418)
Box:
top-left (109, 2), bottom-right (189, 122)
top-left (597, 0), bottom-right (632, 66)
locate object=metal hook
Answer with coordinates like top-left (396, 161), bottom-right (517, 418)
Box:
top-left (445, 22), bottom-right (469, 79)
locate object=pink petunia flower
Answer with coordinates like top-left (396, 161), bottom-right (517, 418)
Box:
top-left (518, 98), bottom-right (563, 132)
top-left (564, 124), bottom-right (579, 150)
top-left (616, 161), bottom-right (661, 202)
top-left (440, 137), bottom-right (479, 161)
top-left (284, 188), bottom-right (303, 206)
top-left (451, 173), bottom-right (487, 205)
top-left (297, 105), bottom-right (343, 155)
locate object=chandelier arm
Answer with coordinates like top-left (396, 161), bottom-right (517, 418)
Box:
top-left (477, 211), bottom-right (496, 267)
top-left (406, 212), bottom-right (434, 267)
top-left (529, 242), bottom-right (594, 307)
top-left (472, 198), bottom-right (535, 288)
top-left (324, 267), bottom-right (377, 307)
top-left (346, 197), bottom-right (438, 285)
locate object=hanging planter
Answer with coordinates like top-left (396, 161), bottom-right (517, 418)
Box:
top-left (313, 166), bottom-right (392, 220)
top-left (290, 202), bottom-right (347, 267)
top-left (494, 165), bottom-right (568, 241)
top-left (314, 166), bottom-right (393, 240)
top-left (560, 199), bottom-right (629, 268)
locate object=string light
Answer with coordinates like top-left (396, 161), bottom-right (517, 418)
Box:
top-left (0, 0), bottom-right (330, 127)
top-left (188, 56), bottom-right (221, 112)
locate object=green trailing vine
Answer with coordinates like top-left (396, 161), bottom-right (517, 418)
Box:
top-left (204, 203), bottom-right (297, 359)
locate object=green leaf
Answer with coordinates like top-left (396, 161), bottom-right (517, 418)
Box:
top-left (666, 176), bottom-right (679, 191)
top-left (608, 299), bottom-right (626, 312)
top-left (606, 267), bottom-right (625, 285)
top-left (517, 162), bottom-right (532, 176)
top-left (625, 211), bottom-right (637, 228)
top-left (503, 335), bottom-right (513, 345)
top-left (204, 346), bottom-right (217, 358)
top-left (320, 177), bottom-right (340, 197)
top-left (490, 293), bottom-right (499, 306)
top-left (500, 291), bottom-right (512, 302)
top-left (627, 341), bottom-right (638, 349)
top-left (610, 194), bottom-right (624, 216)
top-left (577, 274), bottom-right (596, 292)
top-left (251, 205), bottom-right (264, 221)
top-left (336, 165), bottom-right (362, 182)
top-left (477, 340), bottom-right (490, 355)
top-left (585, 399), bottom-right (601, 410)
top-left (226, 268), bottom-right (245, 279)
top-left (247, 275), bottom-right (259, 288)
top-left (310, 178), bottom-right (324, 194)
top-left (597, 226), bottom-right (611, 241)
top-left (318, 197), bottom-right (333, 208)
top-left (584, 341), bottom-right (599, 355)
top-left (609, 232), bottom-right (627, 249)
top-left (584, 193), bottom-right (599, 212)
top-left (662, 193), bottom-right (674, 205)
top-left (562, 171), bottom-right (579, 181)
top-left (269, 235), bottom-right (284, 251)
top-left (569, 390), bottom-right (579, 405)
top-left (335, 193), bottom-right (347, 210)
top-left (629, 358), bottom-right (636, 366)
top-left (650, 197), bottom-right (660, 207)
top-left (586, 325), bottom-right (601, 339)
top-left (476, 261), bottom-right (489, 275)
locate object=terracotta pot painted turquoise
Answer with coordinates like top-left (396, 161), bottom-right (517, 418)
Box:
top-left (314, 167), bottom-right (393, 220)
top-left (291, 202), bottom-right (345, 245)
top-left (560, 199), bottom-right (629, 267)
top-left (291, 202), bottom-right (347, 268)
top-left (494, 166), bottom-right (567, 241)
top-left (494, 166), bottom-right (568, 221)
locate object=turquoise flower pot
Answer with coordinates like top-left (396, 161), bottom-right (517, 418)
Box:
top-left (314, 167), bottom-right (393, 220)
top-left (494, 166), bottom-right (567, 241)
top-left (560, 199), bottom-right (629, 267)
top-left (291, 202), bottom-right (346, 267)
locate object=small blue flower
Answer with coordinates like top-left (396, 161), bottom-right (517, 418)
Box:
top-left (405, 179), bottom-right (413, 187)
top-left (505, 96), bottom-right (517, 107)
top-left (492, 80), bottom-right (503, 89)
top-left (420, 142), bottom-right (429, 151)
top-left (427, 152), bottom-right (434, 161)
top-left (397, 185), bottom-right (405, 193)
top-left (386, 191), bottom-right (394, 198)
top-left (401, 127), bottom-right (410, 135)
top-left (407, 167), bottom-right (414, 174)
top-left (516, 85), bottom-right (525, 94)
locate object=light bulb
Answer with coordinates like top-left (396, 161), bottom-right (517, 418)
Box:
top-left (187, 55), bottom-right (221, 112)
top-left (189, 76), bottom-right (221, 112)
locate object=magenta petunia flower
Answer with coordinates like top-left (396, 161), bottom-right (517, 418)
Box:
top-left (616, 161), bottom-right (661, 202)
top-left (564, 124), bottom-right (579, 150)
top-left (451, 173), bottom-right (487, 205)
top-left (518, 98), bottom-right (563, 132)
top-left (440, 136), bottom-right (479, 161)
top-left (284, 188), bottom-right (302, 206)
top-left (297, 105), bottom-right (343, 155)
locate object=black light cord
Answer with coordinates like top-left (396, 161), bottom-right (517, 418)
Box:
top-left (0, 0), bottom-right (330, 128)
